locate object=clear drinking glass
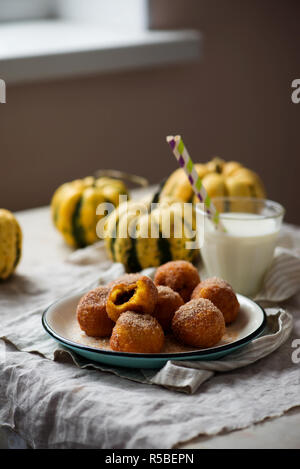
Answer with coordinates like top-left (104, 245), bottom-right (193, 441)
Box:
top-left (196, 197), bottom-right (285, 297)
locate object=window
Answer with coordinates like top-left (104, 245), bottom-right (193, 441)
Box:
top-left (0, 0), bottom-right (54, 22)
top-left (0, 0), bottom-right (201, 83)
top-left (57, 0), bottom-right (149, 31)
top-left (0, 0), bottom-right (149, 31)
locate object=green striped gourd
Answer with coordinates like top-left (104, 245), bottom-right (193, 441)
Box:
top-left (104, 197), bottom-right (197, 272)
top-left (51, 176), bottom-right (128, 248)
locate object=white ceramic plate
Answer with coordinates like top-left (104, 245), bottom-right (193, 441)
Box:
top-left (42, 293), bottom-right (266, 369)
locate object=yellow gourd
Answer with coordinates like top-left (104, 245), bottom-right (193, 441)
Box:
top-left (0, 209), bottom-right (22, 280)
top-left (159, 157), bottom-right (266, 204)
top-left (160, 164), bottom-right (207, 203)
top-left (51, 176), bottom-right (129, 248)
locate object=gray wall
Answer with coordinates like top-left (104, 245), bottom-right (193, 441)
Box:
top-left (1, 0), bottom-right (299, 222)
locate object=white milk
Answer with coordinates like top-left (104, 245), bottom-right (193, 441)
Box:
top-left (201, 213), bottom-right (279, 296)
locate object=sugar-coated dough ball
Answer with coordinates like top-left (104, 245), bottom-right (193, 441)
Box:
top-left (152, 285), bottom-right (184, 331)
top-left (106, 275), bottom-right (158, 322)
top-left (191, 277), bottom-right (239, 324)
top-left (110, 311), bottom-right (164, 353)
top-left (154, 260), bottom-right (200, 302)
top-left (77, 286), bottom-right (113, 337)
top-left (172, 298), bottom-right (225, 348)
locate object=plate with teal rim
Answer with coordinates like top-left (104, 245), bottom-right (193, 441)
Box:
top-left (42, 292), bottom-right (266, 369)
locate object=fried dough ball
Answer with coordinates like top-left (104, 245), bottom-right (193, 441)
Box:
top-left (107, 273), bottom-right (143, 290)
top-left (191, 277), bottom-right (239, 324)
top-left (106, 275), bottom-right (158, 322)
top-left (154, 260), bottom-right (200, 302)
top-left (110, 311), bottom-right (164, 353)
top-left (152, 285), bottom-right (184, 332)
top-left (77, 286), bottom-right (113, 337)
top-left (172, 298), bottom-right (225, 348)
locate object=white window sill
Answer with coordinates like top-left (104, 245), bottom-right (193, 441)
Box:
top-left (0, 20), bottom-right (202, 83)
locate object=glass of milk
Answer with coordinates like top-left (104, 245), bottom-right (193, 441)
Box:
top-left (197, 197), bottom-right (284, 297)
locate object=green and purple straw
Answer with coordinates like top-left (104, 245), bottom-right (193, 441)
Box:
top-left (166, 135), bottom-right (225, 231)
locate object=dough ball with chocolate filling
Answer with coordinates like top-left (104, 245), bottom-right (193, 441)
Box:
top-left (106, 275), bottom-right (158, 322)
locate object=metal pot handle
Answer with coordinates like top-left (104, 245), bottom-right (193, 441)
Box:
top-left (94, 169), bottom-right (149, 188)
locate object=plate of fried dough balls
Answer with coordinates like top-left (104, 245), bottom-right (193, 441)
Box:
top-left (42, 260), bottom-right (266, 369)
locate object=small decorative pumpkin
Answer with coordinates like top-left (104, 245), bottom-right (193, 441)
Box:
top-left (51, 176), bottom-right (129, 248)
top-left (159, 157), bottom-right (266, 203)
top-left (0, 209), bottom-right (22, 280)
top-left (104, 197), bottom-right (197, 272)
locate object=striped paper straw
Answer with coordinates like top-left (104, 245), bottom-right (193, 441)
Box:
top-left (166, 135), bottom-right (225, 231)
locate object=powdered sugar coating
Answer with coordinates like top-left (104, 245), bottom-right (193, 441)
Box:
top-left (193, 277), bottom-right (233, 293)
top-left (152, 285), bottom-right (184, 331)
top-left (154, 260), bottom-right (200, 302)
top-left (191, 277), bottom-right (239, 324)
top-left (107, 273), bottom-right (143, 290)
top-left (78, 286), bottom-right (110, 307)
top-left (117, 311), bottom-right (158, 329)
top-left (77, 286), bottom-right (113, 337)
top-left (172, 298), bottom-right (225, 348)
top-left (110, 311), bottom-right (164, 353)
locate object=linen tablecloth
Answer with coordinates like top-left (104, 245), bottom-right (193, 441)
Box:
top-left (0, 224), bottom-right (300, 448)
